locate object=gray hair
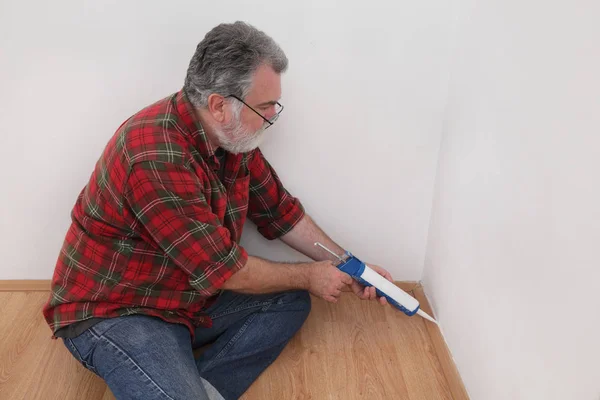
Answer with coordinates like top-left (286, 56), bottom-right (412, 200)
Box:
top-left (184, 21), bottom-right (288, 108)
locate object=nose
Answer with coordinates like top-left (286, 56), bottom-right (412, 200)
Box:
top-left (264, 105), bottom-right (277, 120)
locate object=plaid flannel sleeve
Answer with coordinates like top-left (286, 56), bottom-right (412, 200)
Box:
top-left (124, 161), bottom-right (248, 296)
top-left (247, 149), bottom-right (305, 240)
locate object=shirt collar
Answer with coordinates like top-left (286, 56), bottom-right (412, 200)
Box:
top-left (173, 89), bottom-right (217, 160)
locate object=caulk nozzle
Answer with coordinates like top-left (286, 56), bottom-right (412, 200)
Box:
top-left (417, 309), bottom-right (439, 325)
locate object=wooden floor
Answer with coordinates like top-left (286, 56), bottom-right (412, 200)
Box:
top-left (0, 283), bottom-right (468, 400)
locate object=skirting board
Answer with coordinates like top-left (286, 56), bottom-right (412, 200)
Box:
top-left (0, 280), bottom-right (53, 291)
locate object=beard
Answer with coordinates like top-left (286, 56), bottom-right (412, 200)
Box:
top-left (213, 111), bottom-right (269, 154)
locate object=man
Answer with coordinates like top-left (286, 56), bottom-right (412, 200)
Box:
top-left (43, 21), bottom-right (392, 400)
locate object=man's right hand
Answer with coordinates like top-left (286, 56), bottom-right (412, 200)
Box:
top-left (221, 256), bottom-right (353, 301)
top-left (305, 261), bottom-right (353, 303)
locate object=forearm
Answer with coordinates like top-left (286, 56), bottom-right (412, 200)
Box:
top-left (221, 255), bottom-right (310, 294)
top-left (281, 214), bottom-right (346, 262)
top-left (221, 215), bottom-right (346, 295)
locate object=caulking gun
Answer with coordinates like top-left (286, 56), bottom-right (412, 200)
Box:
top-left (314, 242), bottom-right (438, 324)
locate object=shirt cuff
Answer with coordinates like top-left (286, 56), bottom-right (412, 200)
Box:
top-left (257, 198), bottom-right (306, 240)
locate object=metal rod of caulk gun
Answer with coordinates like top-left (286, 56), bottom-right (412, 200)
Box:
top-left (314, 242), bottom-right (344, 263)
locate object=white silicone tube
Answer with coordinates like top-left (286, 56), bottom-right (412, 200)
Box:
top-left (360, 265), bottom-right (420, 312)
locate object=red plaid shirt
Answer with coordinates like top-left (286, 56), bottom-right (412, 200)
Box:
top-left (43, 90), bottom-right (305, 338)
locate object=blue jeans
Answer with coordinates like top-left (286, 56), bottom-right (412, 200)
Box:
top-left (63, 290), bottom-right (311, 400)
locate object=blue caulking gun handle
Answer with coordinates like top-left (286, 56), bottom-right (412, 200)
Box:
top-left (336, 252), bottom-right (420, 317)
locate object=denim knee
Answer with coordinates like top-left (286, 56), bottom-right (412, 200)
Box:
top-left (279, 290), bottom-right (311, 319)
top-left (296, 290), bottom-right (312, 315)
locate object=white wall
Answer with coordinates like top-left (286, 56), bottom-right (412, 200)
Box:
top-left (0, 0), bottom-right (452, 279)
top-left (424, 0), bottom-right (600, 399)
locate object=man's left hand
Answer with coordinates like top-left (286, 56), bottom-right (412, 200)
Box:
top-left (349, 264), bottom-right (393, 306)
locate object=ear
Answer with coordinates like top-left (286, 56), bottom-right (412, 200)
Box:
top-left (206, 93), bottom-right (226, 122)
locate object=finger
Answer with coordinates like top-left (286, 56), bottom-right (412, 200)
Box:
top-left (371, 265), bottom-right (393, 282)
top-left (379, 296), bottom-right (388, 306)
top-left (351, 281), bottom-right (368, 299)
top-left (325, 295), bottom-right (338, 303)
top-left (370, 286), bottom-right (377, 300)
top-left (340, 273), bottom-right (353, 286)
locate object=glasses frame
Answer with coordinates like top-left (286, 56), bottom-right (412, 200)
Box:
top-left (226, 95), bottom-right (284, 128)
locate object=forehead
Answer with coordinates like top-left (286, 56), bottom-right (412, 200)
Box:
top-left (245, 64), bottom-right (281, 102)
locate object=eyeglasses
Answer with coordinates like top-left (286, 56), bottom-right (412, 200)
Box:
top-left (226, 95), bottom-right (284, 128)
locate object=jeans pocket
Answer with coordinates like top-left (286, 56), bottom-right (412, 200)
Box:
top-left (63, 333), bottom-right (98, 374)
